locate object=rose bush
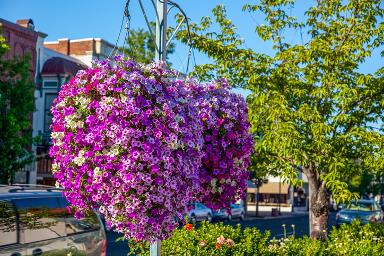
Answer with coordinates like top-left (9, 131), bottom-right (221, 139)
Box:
top-left (49, 56), bottom-right (253, 242)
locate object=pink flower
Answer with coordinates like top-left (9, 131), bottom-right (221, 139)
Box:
top-left (226, 238), bottom-right (234, 247)
top-left (217, 235), bottom-right (226, 245)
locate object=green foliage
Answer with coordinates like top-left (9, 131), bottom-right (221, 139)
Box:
top-left (176, 0), bottom-right (384, 206)
top-left (268, 236), bottom-right (326, 256)
top-left (122, 22), bottom-right (175, 64)
top-left (129, 221), bottom-right (271, 256)
top-left (0, 35), bottom-right (35, 184)
top-left (125, 221), bottom-right (384, 255)
top-left (269, 221), bottom-right (384, 256)
top-left (327, 221), bottom-right (384, 256)
top-left (349, 171), bottom-right (384, 196)
top-left (163, 222), bottom-right (270, 256)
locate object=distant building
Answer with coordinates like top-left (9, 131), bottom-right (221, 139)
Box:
top-left (0, 18), bottom-right (47, 184)
top-left (246, 173), bottom-right (309, 214)
top-left (0, 18), bottom-right (42, 70)
top-left (33, 48), bottom-right (86, 185)
top-left (32, 38), bottom-right (116, 185)
top-left (1, 18), bottom-right (118, 185)
top-left (44, 38), bottom-right (116, 67)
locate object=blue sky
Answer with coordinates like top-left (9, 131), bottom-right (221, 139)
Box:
top-left (0, 0), bottom-right (382, 75)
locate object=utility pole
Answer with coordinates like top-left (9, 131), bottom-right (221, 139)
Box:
top-left (155, 0), bottom-right (167, 61)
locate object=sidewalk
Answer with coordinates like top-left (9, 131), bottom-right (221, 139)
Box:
top-left (244, 210), bottom-right (308, 221)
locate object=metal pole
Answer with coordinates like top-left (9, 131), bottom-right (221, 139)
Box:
top-left (278, 177), bottom-right (281, 215)
top-left (150, 240), bottom-right (161, 256)
top-left (308, 183), bottom-right (312, 236)
top-left (155, 0), bottom-right (167, 61)
top-left (256, 185), bottom-right (259, 217)
top-left (151, 1), bottom-right (167, 254)
top-left (290, 185), bottom-right (294, 213)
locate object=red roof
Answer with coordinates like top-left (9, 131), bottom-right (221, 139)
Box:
top-left (41, 57), bottom-right (86, 75)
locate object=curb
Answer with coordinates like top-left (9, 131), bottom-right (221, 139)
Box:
top-left (244, 212), bottom-right (308, 221)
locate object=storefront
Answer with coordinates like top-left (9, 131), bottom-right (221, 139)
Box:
top-left (246, 178), bottom-right (309, 213)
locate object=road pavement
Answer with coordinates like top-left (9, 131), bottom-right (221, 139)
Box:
top-left (106, 212), bottom-right (338, 255)
top-left (236, 212), bottom-right (337, 239)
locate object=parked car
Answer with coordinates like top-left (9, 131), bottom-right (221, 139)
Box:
top-left (0, 184), bottom-right (107, 256)
top-left (213, 203), bottom-right (245, 222)
top-left (380, 198), bottom-right (384, 211)
top-left (329, 200), bottom-right (344, 212)
top-left (186, 203), bottom-right (213, 224)
top-left (336, 199), bottom-right (384, 226)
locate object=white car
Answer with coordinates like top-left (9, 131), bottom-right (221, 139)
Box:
top-left (187, 203), bottom-right (213, 223)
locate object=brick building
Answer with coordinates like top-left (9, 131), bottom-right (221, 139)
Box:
top-left (1, 18), bottom-right (116, 185)
top-left (0, 18), bottom-right (43, 69)
top-left (44, 38), bottom-right (115, 67)
top-left (0, 18), bottom-right (47, 184)
top-left (33, 38), bottom-right (116, 185)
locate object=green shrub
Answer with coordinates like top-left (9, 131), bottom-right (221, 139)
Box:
top-left (162, 222), bottom-right (271, 255)
top-left (268, 237), bottom-right (326, 256)
top-left (126, 220), bottom-right (384, 256)
top-left (327, 221), bottom-right (384, 256)
top-left (129, 221), bottom-right (271, 255)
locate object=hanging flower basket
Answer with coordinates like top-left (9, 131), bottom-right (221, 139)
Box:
top-left (186, 79), bottom-right (253, 210)
top-left (50, 56), bottom-right (253, 242)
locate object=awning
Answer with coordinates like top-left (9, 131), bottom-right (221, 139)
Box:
top-left (247, 182), bottom-right (290, 194)
top-left (41, 57), bottom-right (86, 75)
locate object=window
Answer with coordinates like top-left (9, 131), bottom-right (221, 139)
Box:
top-left (347, 201), bottom-right (377, 211)
top-left (195, 203), bottom-right (204, 210)
top-left (44, 93), bottom-right (57, 133)
top-left (13, 197), bottom-right (66, 243)
top-left (247, 193), bottom-right (256, 203)
top-left (258, 194), bottom-right (288, 204)
top-left (0, 200), bottom-right (17, 246)
top-left (58, 198), bottom-right (100, 235)
top-left (43, 81), bottom-right (58, 88)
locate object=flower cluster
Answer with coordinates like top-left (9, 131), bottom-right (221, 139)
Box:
top-left (185, 223), bottom-right (193, 231)
top-left (186, 79), bottom-right (253, 210)
top-left (50, 56), bottom-right (253, 242)
top-left (215, 235), bottom-right (234, 249)
top-left (50, 57), bottom-right (204, 242)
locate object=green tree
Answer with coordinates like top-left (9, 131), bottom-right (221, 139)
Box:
top-left (0, 35), bottom-right (35, 184)
top-left (350, 171), bottom-right (384, 197)
top-left (123, 22), bottom-right (175, 64)
top-left (176, 0), bottom-right (384, 239)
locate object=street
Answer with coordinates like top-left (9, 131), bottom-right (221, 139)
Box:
top-left (106, 212), bottom-right (338, 255)
top-left (236, 212), bottom-right (337, 239)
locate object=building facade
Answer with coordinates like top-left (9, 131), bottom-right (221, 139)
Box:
top-left (44, 38), bottom-right (115, 67)
top-left (33, 49), bottom-right (86, 185)
top-left (246, 173), bottom-right (309, 214)
top-left (1, 18), bottom-right (117, 185)
top-left (0, 18), bottom-right (46, 184)
top-left (33, 38), bottom-right (116, 185)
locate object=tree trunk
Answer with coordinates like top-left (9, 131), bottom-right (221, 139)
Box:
top-left (304, 167), bottom-right (329, 240)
